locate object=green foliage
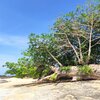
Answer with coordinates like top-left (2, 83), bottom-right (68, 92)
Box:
top-left (60, 66), bottom-right (71, 72)
top-left (53, 0), bottom-right (100, 64)
top-left (26, 67), bottom-right (37, 78)
top-left (4, 62), bottom-right (18, 75)
top-left (3, 60), bottom-right (51, 78)
top-left (49, 73), bottom-right (58, 81)
top-left (42, 67), bottom-right (51, 77)
top-left (79, 65), bottom-right (93, 75)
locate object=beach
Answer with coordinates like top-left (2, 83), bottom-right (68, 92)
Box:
top-left (0, 77), bottom-right (100, 100)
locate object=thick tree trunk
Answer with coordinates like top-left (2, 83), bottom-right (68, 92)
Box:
top-left (36, 65), bottom-right (100, 83)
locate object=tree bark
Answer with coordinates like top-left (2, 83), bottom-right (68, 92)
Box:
top-left (36, 65), bottom-right (100, 83)
top-left (87, 13), bottom-right (93, 64)
top-left (64, 33), bottom-right (80, 64)
top-left (45, 47), bottom-right (63, 67)
top-left (77, 37), bottom-right (84, 64)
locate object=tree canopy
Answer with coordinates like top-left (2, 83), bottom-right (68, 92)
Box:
top-left (3, 0), bottom-right (100, 79)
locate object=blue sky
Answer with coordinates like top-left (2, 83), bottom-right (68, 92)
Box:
top-left (0, 0), bottom-right (86, 75)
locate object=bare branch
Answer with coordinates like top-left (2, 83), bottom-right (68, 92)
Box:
top-left (45, 47), bottom-right (63, 67)
top-left (92, 37), bottom-right (100, 42)
top-left (55, 33), bottom-right (80, 63)
top-left (83, 40), bottom-right (100, 54)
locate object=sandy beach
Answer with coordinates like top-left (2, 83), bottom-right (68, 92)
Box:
top-left (0, 78), bottom-right (36, 100)
top-left (0, 77), bottom-right (100, 100)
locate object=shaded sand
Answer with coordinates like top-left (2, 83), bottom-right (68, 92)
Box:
top-left (0, 78), bottom-right (100, 100)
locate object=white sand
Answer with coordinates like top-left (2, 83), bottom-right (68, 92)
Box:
top-left (0, 78), bottom-right (36, 100)
top-left (0, 78), bottom-right (100, 100)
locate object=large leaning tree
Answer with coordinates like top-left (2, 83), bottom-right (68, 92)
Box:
top-left (4, 0), bottom-right (100, 82)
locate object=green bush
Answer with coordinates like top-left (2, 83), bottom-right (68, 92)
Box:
top-left (42, 67), bottom-right (51, 77)
top-left (60, 66), bottom-right (71, 72)
top-left (79, 65), bottom-right (93, 75)
top-left (28, 67), bottom-right (38, 78)
top-left (49, 73), bottom-right (58, 81)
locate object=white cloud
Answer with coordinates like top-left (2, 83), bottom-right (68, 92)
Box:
top-left (0, 34), bottom-right (28, 48)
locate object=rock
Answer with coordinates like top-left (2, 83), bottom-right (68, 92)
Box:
top-left (79, 96), bottom-right (95, 100)
top-left (62, 95), bottom-right (77, 100)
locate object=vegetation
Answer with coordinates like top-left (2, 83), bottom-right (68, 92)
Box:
top-left (3, 0), bottom-right (100, 81)
top-left (49, 73), bottom-right (58, 81)
top-left (60, 66), bottom-right (71, 72)
top-left (78, 65), bottom-right (93, 75)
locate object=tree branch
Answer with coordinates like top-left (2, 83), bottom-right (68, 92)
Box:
top-left (45, 47), bottom-right (63, 67)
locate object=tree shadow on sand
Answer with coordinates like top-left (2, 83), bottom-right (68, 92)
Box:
top-left (12, 77), bottom-right (96, 88)
top-left (12, 78), bottom-right (83, 88)
top-left (0, 79), bottom-right (9, 83)
top-left (13, 81), bottom-right (55, 87)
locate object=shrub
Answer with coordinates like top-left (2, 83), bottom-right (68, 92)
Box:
top-left (49, 73), bottom-right (58, 81)
top-left (79, 65), bottom-right (93, 75)
top-left (60, 66), bottom-right (71, 72)
top-left (42, 67), bottom-right (51, 77)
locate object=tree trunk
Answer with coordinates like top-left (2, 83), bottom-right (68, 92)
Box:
top-left (87, 13), bottom-right (93, 64)
top-left (64, 33), bottom-right (80, 64)
top-left (36, 65), bottom-right (100, 83)
top-left (77, 37), bottom-right (84, 64)
top-left (45, 47), bottom-right (63, 67)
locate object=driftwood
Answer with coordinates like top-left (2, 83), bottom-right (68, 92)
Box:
top-left (36, 64), bottom-right (100, 83)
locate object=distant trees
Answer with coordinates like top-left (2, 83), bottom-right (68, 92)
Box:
top-left (3, 0), bottom-right (100, 80)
